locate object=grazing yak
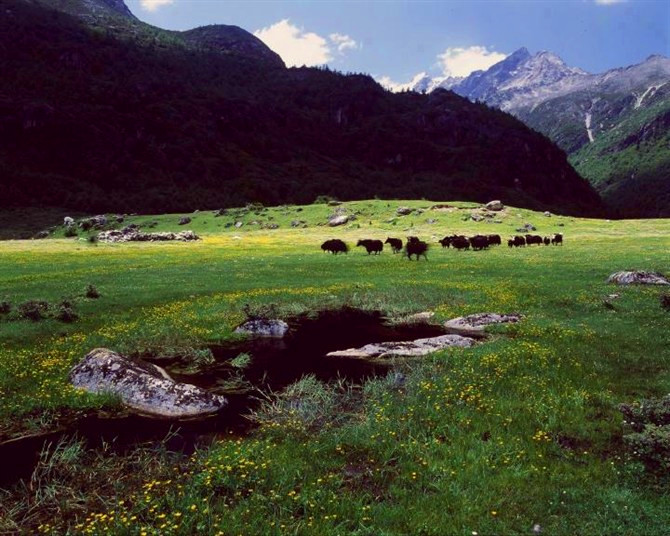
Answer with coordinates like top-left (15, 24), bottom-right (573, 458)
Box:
top-left (406, 238), bottom-right (429, 260)
top-left (487, 234), bottom-right (502, 246)
top-left (525, 234), bottom-right (543, 246)
top-left (321, 239), bottom-right (348, 254)
top-left (357, 239), bottom-right (384, 255)
top-left (451, 236), bottom-right (470, 251)
top-left (509, 235), bottom-right (526, 247)
top-left (385, 237), bottom-right (403, 253)
top-left (469, 235), bottom-right (490, 251)
top-left (552, 233), bottom-right (563, 245)
top-left (543, 237), bottom-right (551, 246)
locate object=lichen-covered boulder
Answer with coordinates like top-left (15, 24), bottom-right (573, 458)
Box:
top-left (69, 349), bottom-right (227, 418)
top-left (485, 200), bottom-right (504, 211)
top-left (234, 319), bottom-right (289, 338)
top-left (444, 313), bottom-right (523, 338)
top-left (327, 334), bottom-right (475, 360)
top-left (608, 271), bottom-right (670, 286)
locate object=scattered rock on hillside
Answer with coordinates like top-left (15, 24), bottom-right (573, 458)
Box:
top-left (97, 229), bottom-right (200, 242)
top-left (178, 217), bottom-right (191, 225)
top-left (234, 319), bottom-right (289, 338)
top-left (471, 213), bottom-right (484, 222)
top-left (607, 271), bottom-right (670, 286)
top-left (64, 216), bottom-right (75, 227)
top-left (33, 230), bottom-right (50, 239)
top-left (516, 223), bottom-right (536, 232)
top-left (485, 200), bottom-right (504, 211)
top-left (543, 211), bottom-right (552, 217)
top-left (327, 334), bottom-right (475, 360)
top-left (69, 348), bottom-right (227, 418)
top-left (396, 206), bottom-right (413, 216)
top-left (234, 221), bottom-right (243, 228)
top-left (444, 313), bottom-right (523, 338)
top-left (328, 214), bottom-right (349, 226)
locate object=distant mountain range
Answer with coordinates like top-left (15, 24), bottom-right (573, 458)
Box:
top-left (0, 0), bottom-right (603, 216)
top-left (403, 49), bottom-right (670, 217)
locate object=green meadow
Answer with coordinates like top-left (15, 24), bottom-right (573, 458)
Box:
top-left (1, 199), bottom-right (669, 534)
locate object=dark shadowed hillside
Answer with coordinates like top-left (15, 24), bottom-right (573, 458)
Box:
top-left (0, 0), bottom-right (604, 215)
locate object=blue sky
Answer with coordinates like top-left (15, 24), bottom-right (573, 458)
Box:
top-left (126, 0), bottom-right (669, 85)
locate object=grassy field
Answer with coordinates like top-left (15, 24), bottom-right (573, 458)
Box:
top-left (1, 199), bottom-right (669, 534)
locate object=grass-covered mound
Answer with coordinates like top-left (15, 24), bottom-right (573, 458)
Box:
top-left (0, 200), bottom-right (669, 534)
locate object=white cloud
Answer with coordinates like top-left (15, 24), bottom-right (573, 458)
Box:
top-left (140, 0), bottom-right (174, 12)
top-left (437, 46), bottom-right (507, 77)
top-left (377, 72), bottom-right (429, 93)
top-left (329, 33), bottom-right (358, 53)
top-left (254, 19), bottom-right (332, 67)
top-left (594, 0), bottom-right (627, 5)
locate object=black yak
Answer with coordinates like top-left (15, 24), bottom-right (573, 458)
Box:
top-left (469, 235), bottom-right (490, 251)
top-left (511, 235), bottom-right (526, 247)
top-left (525, 234), bottom-right (543, 246)
top-left (452, 236), bottom-right (470, 250)
top-left (439, 236), bottom-right (453, 248)
top-left (357, 239), bottom-right (383, 255)
top-left (321, 239), bottom-right (348, 254)
top-left (508, 239), bottom-right (514, 248)
top-left (385, 237), bottom-right (403, 253)
top-left (543, 237), bottom-right (551, 246)
top-left (552, 233), bottom-right (563, 245)
top-left (439, 235), bottom-right (465, 248)
top-left (406, 239), bottom-right (428, 260)
top-left (487, 234), bottom-right (502, 246)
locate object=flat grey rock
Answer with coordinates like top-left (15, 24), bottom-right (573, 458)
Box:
top-left (444, 313), bottom-right (522, 337)
top-left (327, 334), bottom-right (475, 360)
top-left (608, 271), bottom-right (670, 286)
top-left (69, 349), bottom-right (227, 419)
top-left (97, 230), bottom-right (199, 243)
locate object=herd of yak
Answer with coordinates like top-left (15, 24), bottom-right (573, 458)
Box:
top-left (321, 233), bottom-right (564, 260)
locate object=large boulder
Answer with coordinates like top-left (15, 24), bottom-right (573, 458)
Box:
top-left (485, 200), bottom-right (504, 211)
top-left (63, 216), bottom-right (75, 227)
top-left (178, 217), bottom-right (191, 225)
top-left (328, 214), bottom-right (349, 227)
top-left (608, 271), bottom-right (670, 286)
top-left (69, 349), bottom-right (227, 418)
top-left (396, 206), bottom-right (413, 216)
top-left (327, 334), bottom-right (475, 360)
top-left (234, 319), bottom-right (289, 338)
top-left (444, 313), bottom-right (523, 338)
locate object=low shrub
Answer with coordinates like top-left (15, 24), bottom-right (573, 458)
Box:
top-left (64, 227), bottom-right (78, 237)
top-left (87, 235), bottom-right (98, 244)
top-left (55, 304), bottom-right (79, 323)
top-left (0, 300), bottom-right (11, 315)
top-left (18, 300), bottom-right (49, 321)
top-left (620, 395), bottom-right (670, 472)
top-left (85, 285), bottom-right (100, 299)
top-left (623, 424), bottom-right (670, 472)
top-left (661, 294), bottom-right (670, 311)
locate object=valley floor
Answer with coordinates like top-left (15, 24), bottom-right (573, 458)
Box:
top-left (0, 200), bottom-right (669, 534)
